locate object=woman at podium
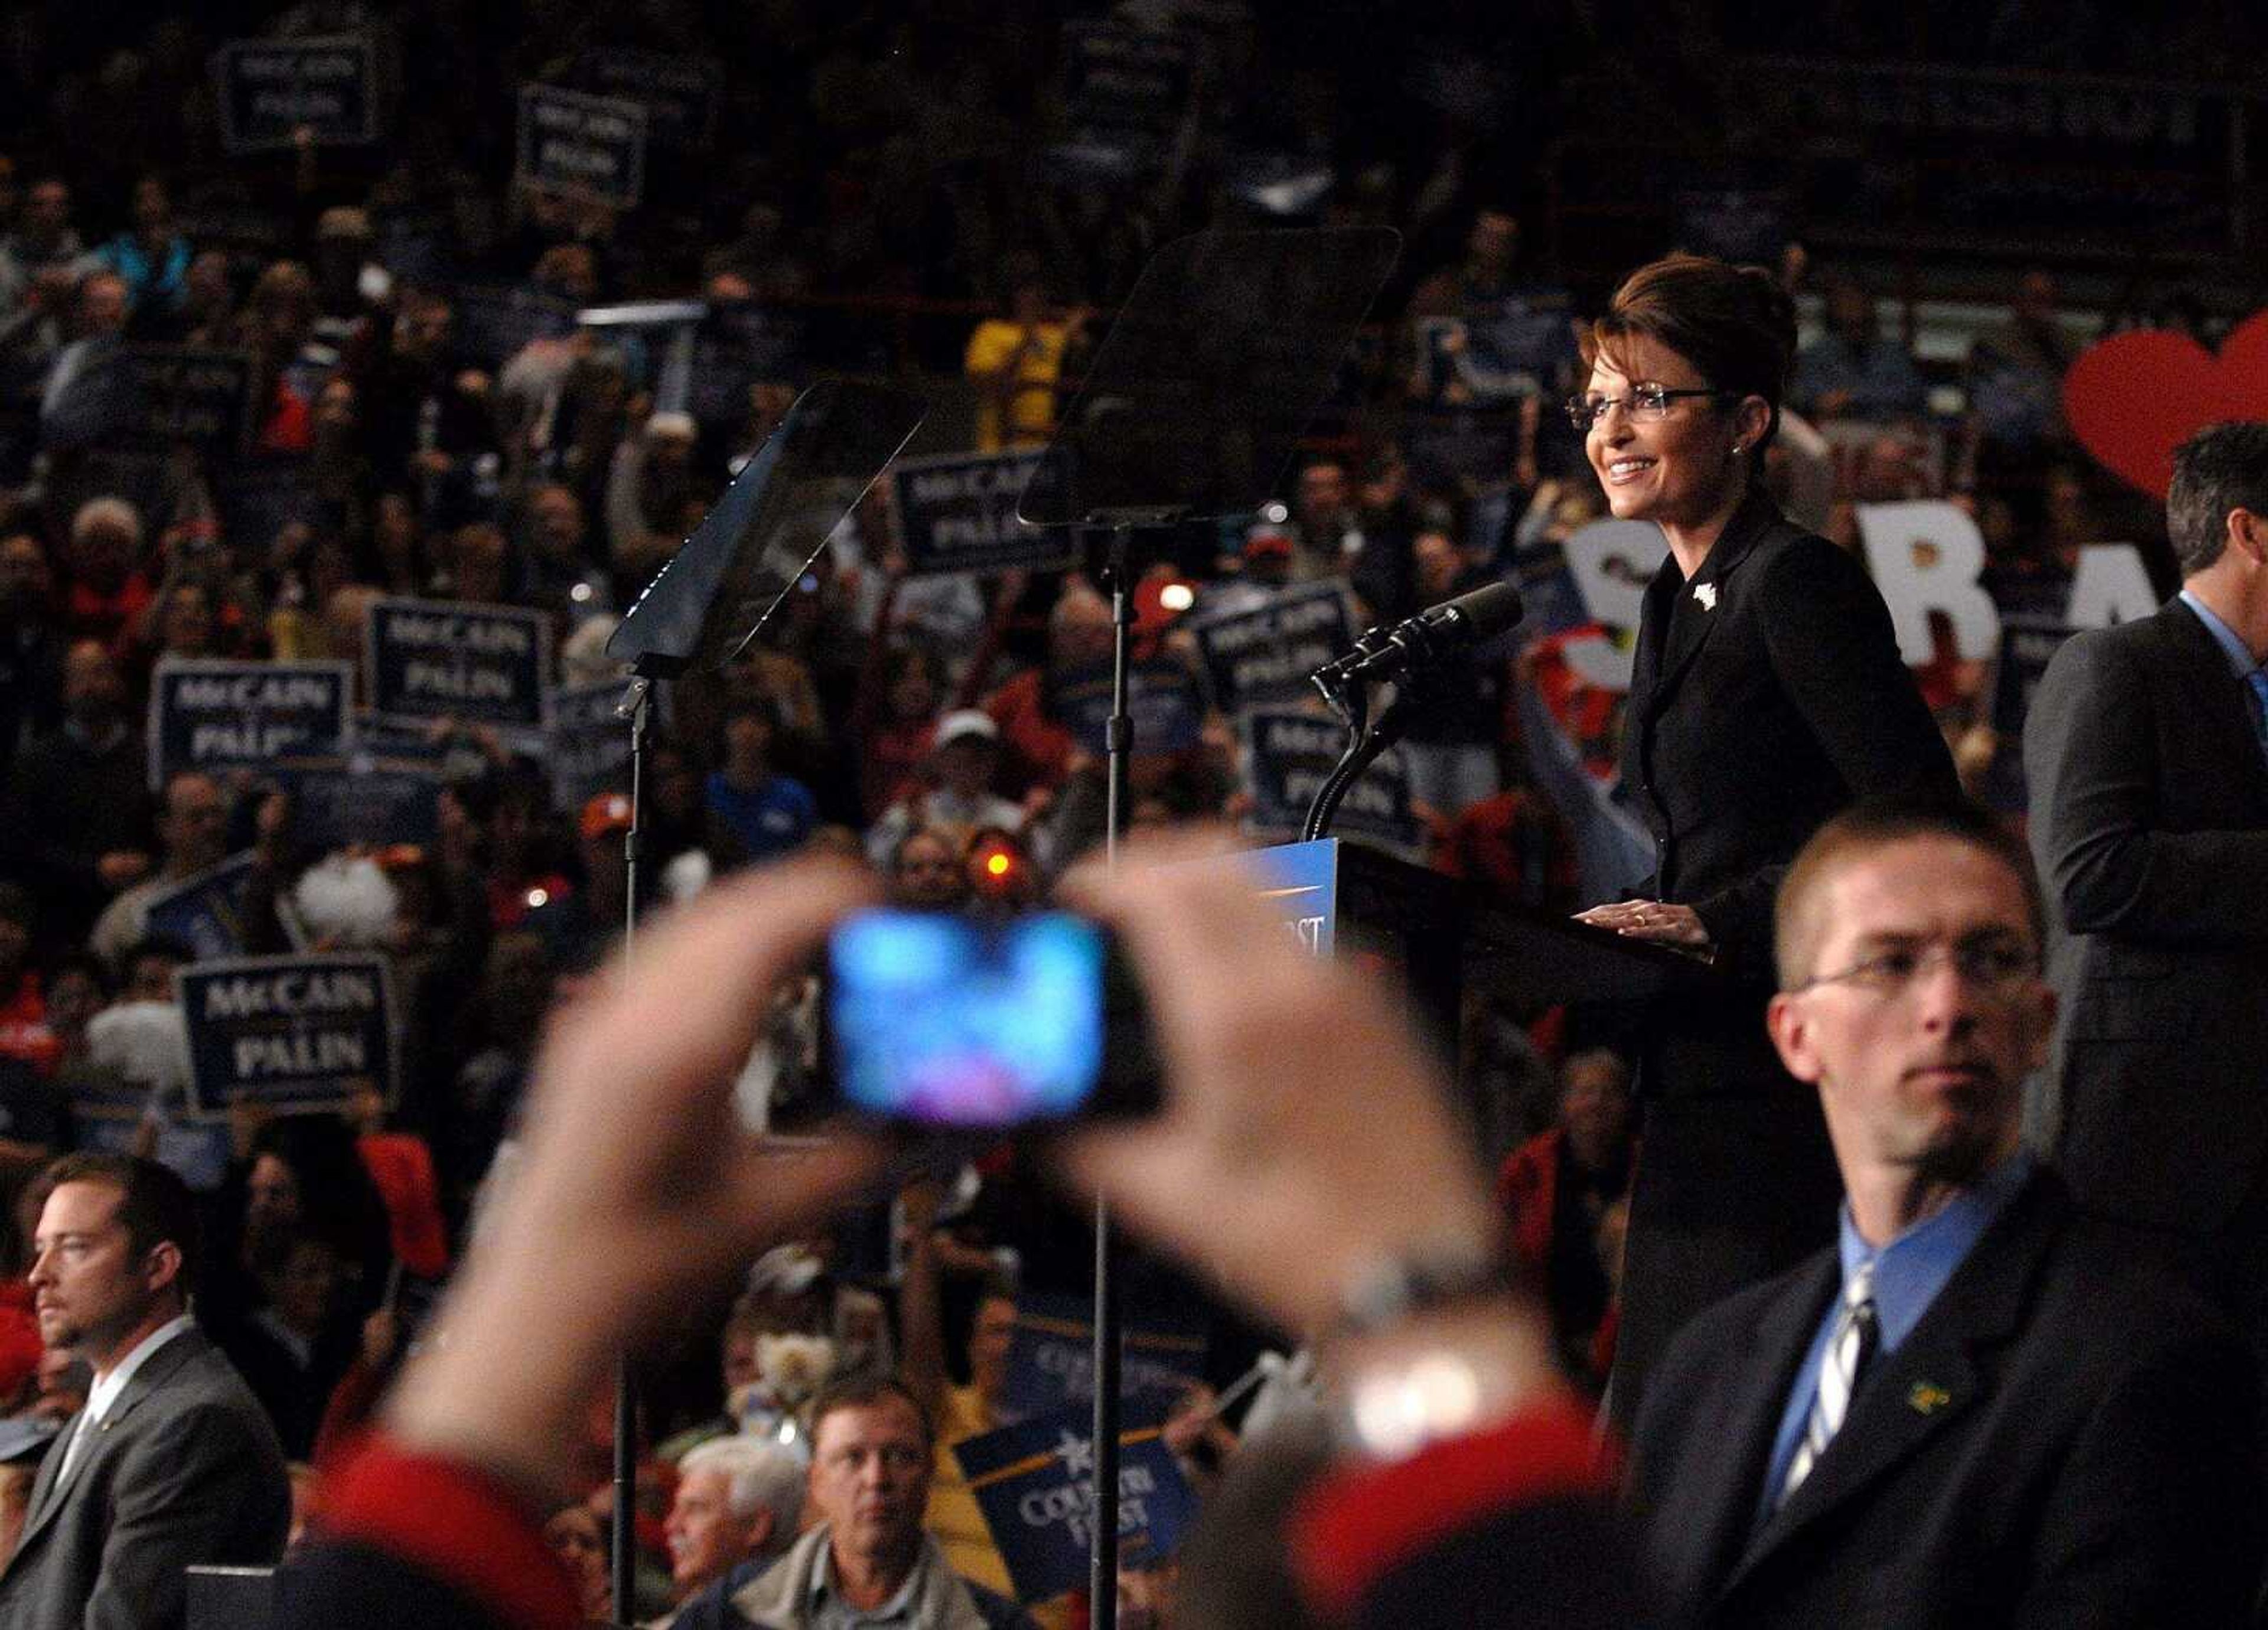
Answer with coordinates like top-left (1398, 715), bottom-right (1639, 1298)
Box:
top-left (1566, 254), bottom-right (1956, 1422)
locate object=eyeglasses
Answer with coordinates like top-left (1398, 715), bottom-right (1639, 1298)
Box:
top-left (1565, 383), bottom-right (1724, 433)
top-left (1790, 935), bottom-right (2040, 999)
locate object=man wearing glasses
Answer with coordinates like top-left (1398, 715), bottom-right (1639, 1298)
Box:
top-left (677, 1373), bottom-right (1034, 1630)
top-left (1625, 797), bottom-right (2262, 1628)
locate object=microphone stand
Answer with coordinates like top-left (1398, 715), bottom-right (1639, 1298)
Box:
top-left (1302, 664), bottom-right (1430, 843)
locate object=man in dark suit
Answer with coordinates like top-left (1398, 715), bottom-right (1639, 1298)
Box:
top-left (2023, 419), bottom-right (2268, 1357)
top-left (1628, 798), bottom-right (2263, 1628)
top-left (0, 1152), bottom-right (290, 1629)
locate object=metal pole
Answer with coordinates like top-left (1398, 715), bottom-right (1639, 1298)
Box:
top-left (1090, 529), bottom-right (1135, 1627)
top-left (609, 676), bottom-right (652, 1626)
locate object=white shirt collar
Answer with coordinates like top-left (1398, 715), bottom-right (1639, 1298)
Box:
top-left (85, 1313), bottom-right (195, 1425)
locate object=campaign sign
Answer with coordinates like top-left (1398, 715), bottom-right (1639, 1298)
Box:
top-left (271, 755), bottom-right (445, 852)
top-left (516, 85), bottom-right (647, 210)
top-left (1982, 618), bottom-right (2077, 813)
top-left (1241, 708), bottom-right (1420, 855)
top-left (955, 1400), bottom-right (1198, 1603)
top-left (581, 49), bottom-right (720, 152)
top-left (123, 347), bottom-right (254, 454)
top-left (889, 450), bottom-right (1074, 576)
top-left (1190, 582), bottom-right (1356, 713)
top-left (214, 35), bottom-right (379, 152)
top-left (1044, 659), bottom-right (1204, 758)
top-left (143, 854), bottom-right (262, 964)
top-left (999, 1289), bottom-right (1207, 1420)
top-left (1060, 20), bottom-right (1198, 170)
top-left (178, 954), bottom-right (395, 1115)
top-left (1237, 838), bottom-right (1339, 959)
top-left (548, 679), bottom-right (633, 813)
top-left (148, 660), bottom-right (350, 791)
top-left (77, 1110), bottom-right (236, 1192)
top-left (366, 597), bottom-right (550, 732)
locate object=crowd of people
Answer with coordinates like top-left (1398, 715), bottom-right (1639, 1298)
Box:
top-left (0, 2), bottom-right (2257, 1628)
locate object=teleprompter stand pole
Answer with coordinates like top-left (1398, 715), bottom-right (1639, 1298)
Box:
top-left (1089, 521), bottom-right (1141, 1622)
top-left (608, 673), bottom-right (654, 1626)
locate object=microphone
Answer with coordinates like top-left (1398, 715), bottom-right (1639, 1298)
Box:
top-left (1314, 580), bottom-right (1525, 687)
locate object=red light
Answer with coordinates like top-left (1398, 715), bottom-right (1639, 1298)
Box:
top-left (985, 852), bottom-right (1011, 878)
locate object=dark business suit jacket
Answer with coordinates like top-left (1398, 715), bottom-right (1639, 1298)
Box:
top-left (1612, 490), bottom-right (1956, 1419)
top-left (0, 1323), bottom-right (292, 1630)
top-left (1628, 1168), bottom-right (2264, 1629)
top-left (2023, 596), bottom-right (2268, 1235)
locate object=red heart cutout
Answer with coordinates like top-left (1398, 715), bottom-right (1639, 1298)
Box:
top-left (2064, 310), bottom-right (2268, 498)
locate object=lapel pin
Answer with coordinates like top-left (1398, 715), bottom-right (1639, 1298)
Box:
top-left (1693, 582), bottom-right (1717, 611)
top-left (1908, 1381), bottom-right (1952, 1415)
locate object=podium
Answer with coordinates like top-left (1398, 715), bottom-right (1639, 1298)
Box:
top-left (1239, 837), bottom-right (1726, 1071)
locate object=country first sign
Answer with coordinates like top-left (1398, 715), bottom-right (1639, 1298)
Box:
top-left (178, 954), bottom-right (396, 1114)
top-left (955, 1400), bottom-right (1198, 1602)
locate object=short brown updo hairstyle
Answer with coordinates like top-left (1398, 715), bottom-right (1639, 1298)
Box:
top-left (1582, 253), bottom-right (1797, 460)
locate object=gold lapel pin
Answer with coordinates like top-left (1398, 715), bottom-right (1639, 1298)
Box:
top-left (1908, 1382), bottom-right (1952, 1415)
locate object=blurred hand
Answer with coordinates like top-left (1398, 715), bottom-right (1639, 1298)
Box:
top-left (1055, 833), bottom-right (1499, 1332)
top-left (1575, 898), bottom-right (1710, 950)
top-left (386, 860), bottom-right (885, 1497)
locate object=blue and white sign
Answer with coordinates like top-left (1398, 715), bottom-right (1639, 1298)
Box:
top-left (178, 954), bottom-right (396, 1115)
top-left (954, 1399), bottom-right (1198, 1602)
top-left (148, 660), bottom-right (350, 791)
top-left (999, 1289), bottom-right (1207, 1420)
top-left (366, 596), bottom-right (550, 732)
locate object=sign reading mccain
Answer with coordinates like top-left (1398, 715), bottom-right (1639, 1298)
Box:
top-left (366, 597), bottom-right (550, 732)
top-left (889, 450), bottom-right (1075, 576)
top-left (1190, 582), bottom-right (1355, 712)
top-left (148, 660), bottom-right (350, 791)
top-left (213, 34), bottom-right (379, 152)
top-left (516, 84), bottom-right (647, 210)
top-left (178, 954), bottom-right (396, 1115)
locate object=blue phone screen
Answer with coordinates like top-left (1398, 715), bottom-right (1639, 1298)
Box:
top-left (828, 911), bottom-right (1107, 1125)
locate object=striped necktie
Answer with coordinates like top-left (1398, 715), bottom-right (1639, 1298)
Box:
top-left (1780, 1260), bottom-right (1879, 1507)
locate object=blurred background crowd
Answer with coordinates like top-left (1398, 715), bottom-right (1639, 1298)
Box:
top-left (0, 0), bottom-right (2256, 1622)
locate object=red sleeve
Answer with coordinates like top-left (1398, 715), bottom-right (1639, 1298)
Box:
top-left (1288, 1399), bottom-right (1612, 1622)
top-left (320, 1436), bottom-right (582, 1630)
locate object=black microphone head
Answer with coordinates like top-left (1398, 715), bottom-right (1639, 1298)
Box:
top-left (1437, 579), bottom-right (1524, 640)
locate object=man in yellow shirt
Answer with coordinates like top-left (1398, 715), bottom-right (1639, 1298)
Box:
top-left (963, 268), bottom-right (1075, 453)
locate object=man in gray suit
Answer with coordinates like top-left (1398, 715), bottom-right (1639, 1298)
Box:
top-left (0, 1153), bottom-right (289, 1629)
top-left (2025, 418), bottom-right (2268, 1360)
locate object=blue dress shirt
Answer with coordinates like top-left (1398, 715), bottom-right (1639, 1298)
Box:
top-left (1754, 1152), bottom-right (2034, 1528)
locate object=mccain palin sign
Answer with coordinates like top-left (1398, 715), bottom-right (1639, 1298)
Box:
top-left (178, 954), bottom-right (396, 1116)
top-left (888, 449), bottom-right (1076, 576)
top-left (366, 596), bottom-right (551, 733)
top-left (148, 659), bottom-right (350, 791)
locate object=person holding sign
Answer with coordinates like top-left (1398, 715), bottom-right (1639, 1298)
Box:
top-left (1566, 254), bottom-right (1956, 1425)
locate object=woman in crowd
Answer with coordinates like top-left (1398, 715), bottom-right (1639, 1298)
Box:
top-left (1568, 254), bottom-right (1956, 1417)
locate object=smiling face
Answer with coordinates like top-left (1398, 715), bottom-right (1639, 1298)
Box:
top-left (1583, 334), bottom-right (1762, 537)
top-left (1768, 836), bottom-right (2050, 1196)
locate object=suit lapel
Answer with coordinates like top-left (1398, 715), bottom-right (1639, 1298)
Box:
top-left (2159, 599), bottom-right (2268, 808)
top-left (1725, 1175), bottom-right (2058, 1594)
top-left (1639, 491), bottom-right (1777, 722)
top-left (5, 1328), bottom-right (205, 1562)
top-left (1672, 1255), bottom-right (1843, 1593)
